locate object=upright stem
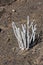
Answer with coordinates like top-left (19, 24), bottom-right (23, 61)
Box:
top-left (27, 16), bottom-right (30, 49)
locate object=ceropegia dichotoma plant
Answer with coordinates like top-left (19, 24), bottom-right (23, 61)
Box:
top-left (12, 16), bottom-right (37, 50)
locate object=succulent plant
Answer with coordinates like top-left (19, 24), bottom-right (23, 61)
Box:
top-left (12, 16), bottom-right (37, 50)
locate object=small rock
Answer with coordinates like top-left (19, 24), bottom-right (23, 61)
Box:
top-left (7, 38), bottom-right (10, 42)
top-left (12, 9), bottom-right (16, 12)
top-left (0, 28), bottom-right (2, 33)
top-left (12, 47), bottom-right (16, 52)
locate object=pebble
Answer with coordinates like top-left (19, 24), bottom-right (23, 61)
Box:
top-left (12, 47), bottom-right (16, 52)
top-left (0, 28), bottom-right (2, 32)
top-left (12, 9), bottom-right (16, 12)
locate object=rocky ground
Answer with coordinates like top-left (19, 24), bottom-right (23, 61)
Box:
top-left (0, 0), bottom-right (43, 65)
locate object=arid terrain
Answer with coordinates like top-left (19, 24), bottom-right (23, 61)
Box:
top-left (0, 0), bottom-right (43, 65)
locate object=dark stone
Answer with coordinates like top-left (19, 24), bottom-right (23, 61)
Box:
top-left (7, 38), bottom-right (10, 42)
top-left (0, 28), bottom-right (2, 32)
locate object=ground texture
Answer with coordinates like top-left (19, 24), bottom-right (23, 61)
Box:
top-left (0, 0), bottom-right (43, 65)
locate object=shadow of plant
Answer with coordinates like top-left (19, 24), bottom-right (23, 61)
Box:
top-left (29, 30), bottom-right (43, 49)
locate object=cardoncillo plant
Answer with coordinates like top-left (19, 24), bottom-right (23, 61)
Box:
top-left (12, 16), bottom-right (37, 50)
